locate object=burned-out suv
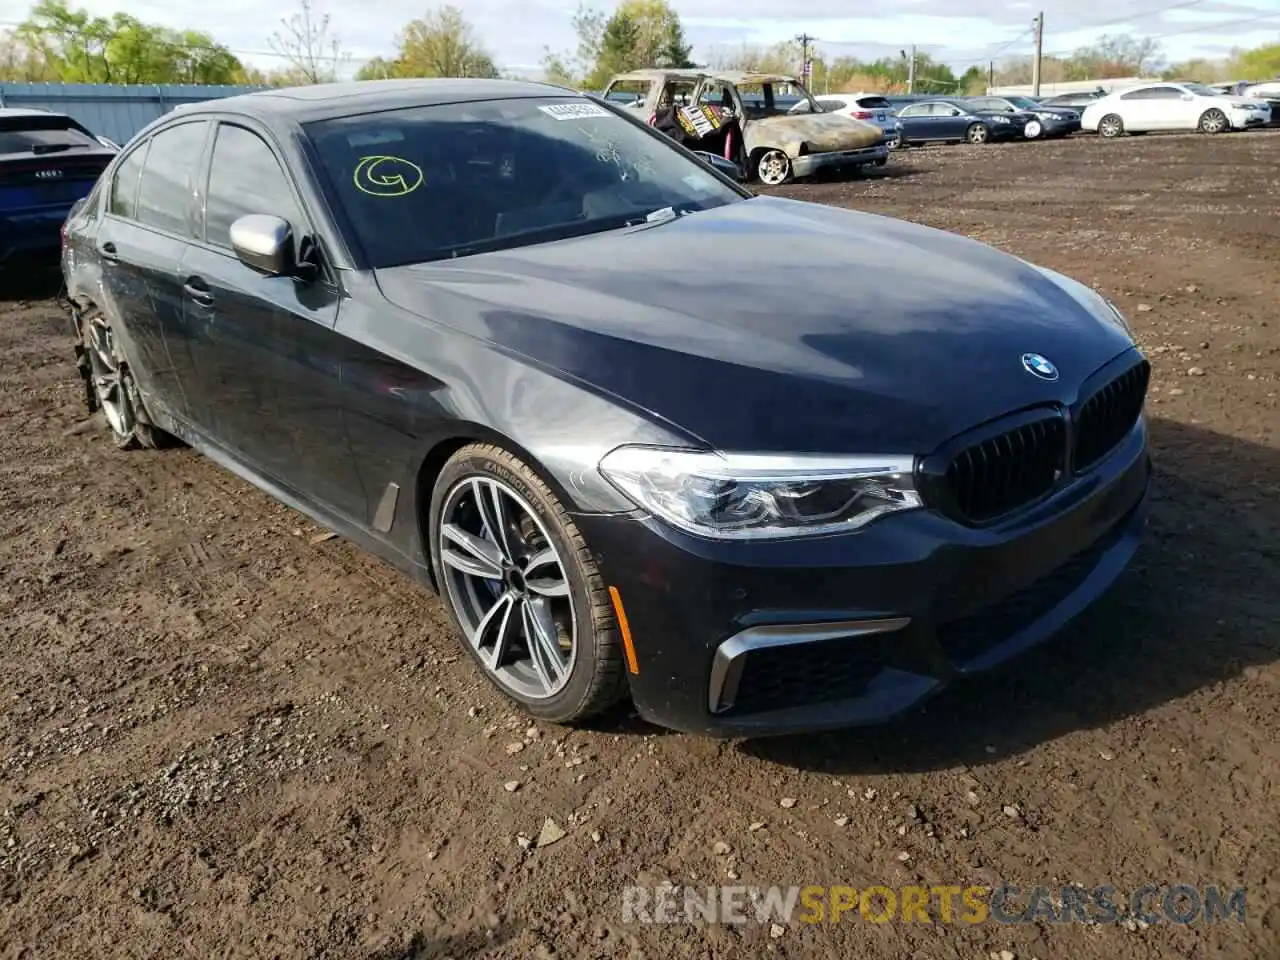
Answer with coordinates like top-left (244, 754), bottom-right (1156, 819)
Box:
top-left (603, 69), bottom-right (888, 184)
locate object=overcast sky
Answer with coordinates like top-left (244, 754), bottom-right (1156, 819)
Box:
top-left (10, 0), bottom-right (1280, 75)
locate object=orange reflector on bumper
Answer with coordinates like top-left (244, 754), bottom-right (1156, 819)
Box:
top-left (608, 585), bottom-right (640, 675)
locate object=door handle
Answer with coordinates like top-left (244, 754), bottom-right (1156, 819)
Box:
top-left (98, 241), bottom-right (118, 262)
top-left (183, 277), bottom-right (214, 306)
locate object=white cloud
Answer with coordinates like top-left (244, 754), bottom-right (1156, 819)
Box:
top-left (64, 0), bottom-right (1280, 74)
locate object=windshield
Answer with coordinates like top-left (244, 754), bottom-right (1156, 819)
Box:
top-left (1007, 97), bottom-right (1041, 110)
top-left (306, 97), bottom-right (744, 268)
top-left (0, 116), bottom-right (99, 154)
top-left (1182, 83), bottom-right (1220, 97)
top-left (713, 80), bottom-right (820, 116)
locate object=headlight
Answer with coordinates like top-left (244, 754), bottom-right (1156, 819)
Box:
top-left (598, 447), bottom-right (922, 539)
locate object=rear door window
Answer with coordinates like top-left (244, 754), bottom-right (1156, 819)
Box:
top-left (136, 120), bottom-right (210, 236)
top-left (109, 142), bottom-right (149, 219)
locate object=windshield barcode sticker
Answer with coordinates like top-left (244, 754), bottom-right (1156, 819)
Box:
top-left (539, 103), bottom-right (611, 120)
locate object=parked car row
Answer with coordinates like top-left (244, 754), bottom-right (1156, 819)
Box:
top-left (813, 80), bottom-right (1275, 148)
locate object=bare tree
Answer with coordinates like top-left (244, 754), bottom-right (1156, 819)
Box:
top-left (268, 0), bottom-right (345, 84)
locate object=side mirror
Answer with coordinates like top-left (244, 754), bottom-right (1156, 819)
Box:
top-left (230, 214), bottom-right (295, 277)
top-left (1181, 93), bottom-right (1195, 101)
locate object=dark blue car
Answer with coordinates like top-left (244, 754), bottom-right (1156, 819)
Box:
top-left (896, 98), bottom-right (1034, 145)
top-left (0, 108), bottom-right (116, 271)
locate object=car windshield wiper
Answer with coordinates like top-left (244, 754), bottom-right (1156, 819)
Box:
top-left (30, 143), bottom-right (74, 154)
top-left (622, 201), bottom-right (703, 228)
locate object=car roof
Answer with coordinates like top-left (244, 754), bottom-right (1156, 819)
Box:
top-left (0, 106), bottom-right (71, 120)
top-left (170, 78), bottom-right (580, 125)
top-left (706, 71), bottom-right (801, 85)
top-left (608, 69), bottom-right (708, 82)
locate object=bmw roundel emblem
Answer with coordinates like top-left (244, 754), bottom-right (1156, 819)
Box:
top-left (1021, 353), bottom-right (1059, 381)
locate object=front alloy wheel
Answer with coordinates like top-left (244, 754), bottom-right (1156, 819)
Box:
top-left (1024, 119), bottom-right (1043, 139)
top-left (1198, 108), bottom-right (1228, 134)
top-left (430, 444), bottom-right (627, 722)
top-left (966, 123), bottom-right (989, 144)
top-left (755, 149), bottom-right (792, 185)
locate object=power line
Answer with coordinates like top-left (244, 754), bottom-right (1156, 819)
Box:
top-left (1149, 11), bottom-right (1280, 40)
top-left (1039, 11), bottom-right (1280, 58)
top-left (1058, 0), bottom-right (1213, 34)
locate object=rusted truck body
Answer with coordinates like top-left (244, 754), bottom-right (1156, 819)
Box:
top-left (602, 69), bottom-right (890, 184)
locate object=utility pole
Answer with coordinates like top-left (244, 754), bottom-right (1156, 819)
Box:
top-left (796, 32), bottom-right (814, 84)
top-left (988, 60), bottom-right (994, 93)
top-left (1032, 12), bottom-right (1044, 96)
top-left (902, 44), bottom-right (916, 93)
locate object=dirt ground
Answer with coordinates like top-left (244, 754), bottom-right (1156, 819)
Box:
top-left (2, 130), bottom-right (1278, 960)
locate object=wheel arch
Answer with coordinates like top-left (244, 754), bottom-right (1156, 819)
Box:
top-left (411, 423), bottom-right (596, 590)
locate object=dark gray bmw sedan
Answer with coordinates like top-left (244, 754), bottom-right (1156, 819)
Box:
top-left (62, 79), bottom-right (1151, 736)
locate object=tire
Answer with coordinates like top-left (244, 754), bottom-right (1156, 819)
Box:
top-left (754, 148), bottom-right (791, 185)
top-left (428, 443), bottom-right (628, 724)
top-left (1098, 114), bottom-right (1124, 138)
top-left (1198, 108), bottom-right (1228, 134)
top-left (77, 305), bottom-right (165, 450)
top-left (1023, 119), bottom-right (1043, 139)
top-left (887, 133), bottom-right (903, 149)
top-left (966, 123), bottom-right (989, 144)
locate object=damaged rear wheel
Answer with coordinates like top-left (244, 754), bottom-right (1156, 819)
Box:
top-left (78, 306), bottom-right (167, 450)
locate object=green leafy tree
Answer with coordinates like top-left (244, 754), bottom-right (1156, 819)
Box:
top-left (355, 56), bottom-right (396, 81)
top-left (381, 6), bottom-right (499, 79)
top-left (547, 0), bottom-right (694, 89)
top-left (10, 0), bottom-right (243, 84)
top-left (1231, 43), bottom-right (1280, 79)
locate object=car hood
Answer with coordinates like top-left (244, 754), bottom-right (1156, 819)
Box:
top-left (375, 196), bottom-right (1135, 453)
top-left (747, 112), bottom-right (884, 150)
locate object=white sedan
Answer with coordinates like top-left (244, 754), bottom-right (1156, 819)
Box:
top-left (1081, 81), bottom-right (1271, 137)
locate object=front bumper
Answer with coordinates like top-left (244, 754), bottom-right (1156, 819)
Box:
top-left (988, 124), bottom-right (1026, 141)
top-left (1231, 111), bottom-right (1270, 129)
top-left (580, 421), bottom-right (1151, 737)
top-left (792, 143), bottom-right (890, 176)
top-left (1038, 117), bottom-right (1081, 136)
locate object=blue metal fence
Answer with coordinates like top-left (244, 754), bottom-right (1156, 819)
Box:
top-left (0, 83), bottom-right (265, 144)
